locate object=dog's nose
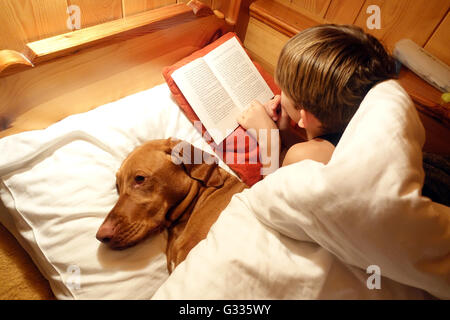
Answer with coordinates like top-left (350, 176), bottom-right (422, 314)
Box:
top-left (96, 222), bottom-right (115, 243)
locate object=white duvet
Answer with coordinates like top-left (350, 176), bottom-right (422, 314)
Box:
top-left (153, 80), bottom-right (450, 300)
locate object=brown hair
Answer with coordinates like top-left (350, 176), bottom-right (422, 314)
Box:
top-left (275, 24), bottom-right (396, 133)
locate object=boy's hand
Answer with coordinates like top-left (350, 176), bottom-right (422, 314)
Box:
top-left (263, 95), bottom-right (290, 131)
top-left (276, 104), bottom-right (290, 131)
top-left (264, 95), bottom-right (282, 121)
top-left (238, 100), bottom-right (281, 176)
top-left (237, 100), bottom-right (277, 140)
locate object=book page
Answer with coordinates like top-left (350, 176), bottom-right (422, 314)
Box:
top-left (172, 58), bottom-right (240, 145)
top-left (204, 37), bottom-right (274, 111)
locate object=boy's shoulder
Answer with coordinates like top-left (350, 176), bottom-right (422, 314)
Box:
top-left (282, 139), bottom-right (335, 166)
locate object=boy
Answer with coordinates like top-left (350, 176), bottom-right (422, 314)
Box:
top-left (237, 24), bottom-right (396, 174)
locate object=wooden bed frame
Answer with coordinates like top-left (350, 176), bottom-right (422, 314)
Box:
top-left (0, 1), bottom-right (234, 138)
top-left (0, 0), bottom-right (448, 300)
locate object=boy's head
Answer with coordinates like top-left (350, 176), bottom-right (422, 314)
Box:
top-left (275, 24), bottom-right (396, 134)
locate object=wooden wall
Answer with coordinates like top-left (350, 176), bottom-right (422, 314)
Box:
top-left (0, 0), bottom-right (179, 52)
top-left (0, 0), bottom-right (243, 53)
top-left (1, 0), bottom-right (448, 65)
top-left (269, 0), bottom-right (450, 66)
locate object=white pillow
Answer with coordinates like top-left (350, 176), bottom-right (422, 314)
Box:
top-left (0, 84), bottom-right (233, 299)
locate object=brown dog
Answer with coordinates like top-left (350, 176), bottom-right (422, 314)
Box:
top-left (96, 138), bottom-right (246, 272)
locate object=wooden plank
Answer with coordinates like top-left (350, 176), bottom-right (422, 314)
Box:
top-left (397, 67), bottom-right (450, 127)
top-left (291, 0), bottom-right (331, 18)
top-left (353, 0), bottom-right (449, 52)
top-left (273, 0), bottom-right (331, 18)
top-left (249, 0), bottom-right (324, 38)
top-left (424, 11), bottom-right (450, 67)
top-left (0, 15), bottom-right (228, 137)
top-left (0, 0), bottom-right (68, 52)
top-left (211, 0), bottom-right (222, 10)
top-left (231, 0), bottom-right (255, 41)
top-left (123, 0), bottom-right (177, 17)
top-left (0, 1), bottom-right (29, 51)
top-left (25, 0), bottom-right (71, 39)
top-left (325, 0), bottom-right (365, 24)
top-left (273, 0), bottom-right (290, 7)
top-left (68, 0), bottom-right (123, 28)
top-left (244, 17), bottom-right (290, 75)
top-left (22, 4), bottom-right (210, 66)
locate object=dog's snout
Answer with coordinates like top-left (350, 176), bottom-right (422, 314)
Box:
top-left (96, 222), bottom-right (115, 244)
top-left (99, 236), bottom-right (111, 243)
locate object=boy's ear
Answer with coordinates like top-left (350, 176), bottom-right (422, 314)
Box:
top-left (298, 109), bottom-right (322, 130)
top-left (298, 109), bottom-right (307, 129)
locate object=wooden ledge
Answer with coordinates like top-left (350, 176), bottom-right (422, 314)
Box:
top-left (0, 2), bottom-right (214, 78)
top-left (0, 50), bottom-right (33, 77)
top-left (24, 3), bottom-right (211, 65)
top-left (398, 67), bottom-right (450, 127)
top-left (249, 0), bottom-right (324, 37)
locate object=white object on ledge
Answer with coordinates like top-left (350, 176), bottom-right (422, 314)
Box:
top-left (393, 38), bottom-right (450, 93)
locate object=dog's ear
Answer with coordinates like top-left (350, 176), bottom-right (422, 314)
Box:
top-left (185, 160), bottom-right (224, 188)
top-left (167, 138), bottom-right (224, 188)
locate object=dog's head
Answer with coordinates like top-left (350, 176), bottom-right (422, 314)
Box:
top-left (96, 138), bottom-right (223, 249)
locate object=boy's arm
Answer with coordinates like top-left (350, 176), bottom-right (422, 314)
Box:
top-left (257, 128), bottom-right (281, 177)
top-left (237, 101), bottom-right (281, 177)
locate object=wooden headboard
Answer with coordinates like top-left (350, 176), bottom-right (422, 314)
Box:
top-left (0, 1), bottom-right (237, 138)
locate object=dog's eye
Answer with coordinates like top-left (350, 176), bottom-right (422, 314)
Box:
top-left (134, 175), bottom-right (145, 184)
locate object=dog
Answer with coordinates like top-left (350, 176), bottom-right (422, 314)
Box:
top-left (96, 138), bottom-right (247, 272)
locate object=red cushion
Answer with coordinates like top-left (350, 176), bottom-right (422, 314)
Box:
top-left (163, 32), bottom-right (281, 186)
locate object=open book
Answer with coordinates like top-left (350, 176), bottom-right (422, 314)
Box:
top-left (172, 36), bottom-right (274, 145)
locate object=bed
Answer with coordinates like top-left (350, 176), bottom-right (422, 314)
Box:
top-left (0, 1), bottom-right (449, 300)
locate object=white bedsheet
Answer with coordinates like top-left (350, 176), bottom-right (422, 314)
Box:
top-left (153, 80), bottom-right (450, 300)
